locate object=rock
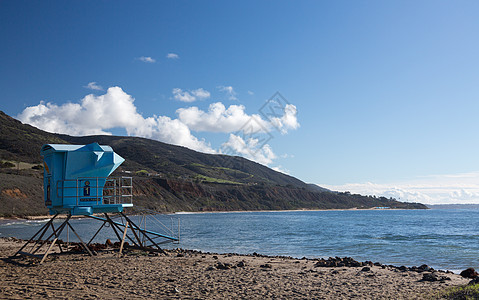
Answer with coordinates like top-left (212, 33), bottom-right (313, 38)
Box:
top-left (361, 267), bottom-right (371, 272)
top-left (442, 277), bottom-right (451, 281)
top-left (422, 272), bottom-right (451, 282)
top-left (216, 262), bottom-right (231, 270)
top-left (236, 261), bottom-right (245, 268)
top-left (422, 273), bottom-right (439, 282)
top-left (350, 261), bottom-right (361, 267)
top-left (212, 255), bottom-right (218, 260)
top-left (313, 257), bottom-right (364, 268)
top-left (460, 268), bottom-right (479, 279)
top-left (260, 263), bottom-right (272, 269)
top-left (418, 264), bottom-right (431, 272)
top-left (468, 277), bottom-right (479, 285)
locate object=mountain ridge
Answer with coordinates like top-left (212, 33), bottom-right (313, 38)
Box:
top-left (0, 111), bottom-right (427, 216)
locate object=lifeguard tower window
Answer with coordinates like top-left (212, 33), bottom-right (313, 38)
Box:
top-left (40, 143), bottom-right (133, 216)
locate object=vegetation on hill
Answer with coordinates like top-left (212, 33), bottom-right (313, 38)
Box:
top-left (0, 111), bottom-right (427, 217)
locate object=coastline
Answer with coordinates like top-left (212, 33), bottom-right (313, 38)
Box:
top-left (0, 207), bottom-right (424, 221)
top-left (0, 237), bottom-right (468, 299)
top-left (172, 207), bottom-right (423, 215)
top-left (2, 209), bottom-right (476, 275)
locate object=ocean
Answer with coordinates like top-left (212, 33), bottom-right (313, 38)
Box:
top-left (1, 209), bottom-right (478, 272)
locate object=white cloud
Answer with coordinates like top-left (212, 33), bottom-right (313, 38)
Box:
top-left (84, 82), bottom-right (103, 91)
top-left (177, 102), bottom-right (270, 133)
top-left (166, 53), bottom-right (179, 59)
top-left (322, 171), bottom-right (479, 204)
top-left (218, 85), bottom-right (237, 101)
top-left (172, 88), bottom-right (210, 102)
top-left (172, 88), bottom-right (195, 102)
top-left (17, 86), bottom-right (300, 167)
top-left (137, 56), bottom-right (156, 63)
top-left (221, 134), bottom-right (276, 165)
top-left (17, 87), bottom-right (214, 153)
top-left (191, 88), bottom-right (210, 99)
top-left (272, 166), bottom-right (290, 174)
top-left (269, 104), bottom-right (300, 134)
top-left (247, 91), bottom-right (254, 95)
top-left (178, 102), bottom-right (299, 135)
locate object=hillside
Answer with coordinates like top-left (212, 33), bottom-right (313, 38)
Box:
top-left (0, 111), bottom-right (427, 216)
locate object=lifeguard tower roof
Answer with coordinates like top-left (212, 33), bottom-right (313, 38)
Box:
top-left (41, 143), bottom-right (133, 216)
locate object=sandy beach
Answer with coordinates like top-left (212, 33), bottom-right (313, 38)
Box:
top-left (0, 237), bottom-right (470, 299)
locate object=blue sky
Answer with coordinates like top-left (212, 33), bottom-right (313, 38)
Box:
top-left (1, 1), bottom-right (479, 204)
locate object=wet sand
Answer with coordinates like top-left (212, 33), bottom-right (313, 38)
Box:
top-left (0, 237), bottom-right (468, 299)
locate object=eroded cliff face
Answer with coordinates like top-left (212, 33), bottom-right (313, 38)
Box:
top-left (0, 171), bottom-right (47, 217)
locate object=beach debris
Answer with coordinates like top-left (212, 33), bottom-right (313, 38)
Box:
top-left (69, 242), bottom-right (104, 252)
top-left (460, 268), bottom-right (478, 278)
top-left (291, 289), bottom-right (307, 296)
top-left (4, 237), bottom-right (23, 243)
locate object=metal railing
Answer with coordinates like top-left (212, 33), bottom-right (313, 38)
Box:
top-left (56, 177), bottom-right (133, 206)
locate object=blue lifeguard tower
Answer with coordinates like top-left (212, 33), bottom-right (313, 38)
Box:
top-left (14, 143), bottom-right (179, 263)
top-left (41, 143), bottom-right (132, 216)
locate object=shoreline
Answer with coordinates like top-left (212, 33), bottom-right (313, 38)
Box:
top-left (0, 236), bottom-right (466, 275)
top-left (0, 206), bottom-right (430, 221)
top-left (174, 207), bottom-right (423, 215)
top-left (0, 237), bottom-right (469, 299)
